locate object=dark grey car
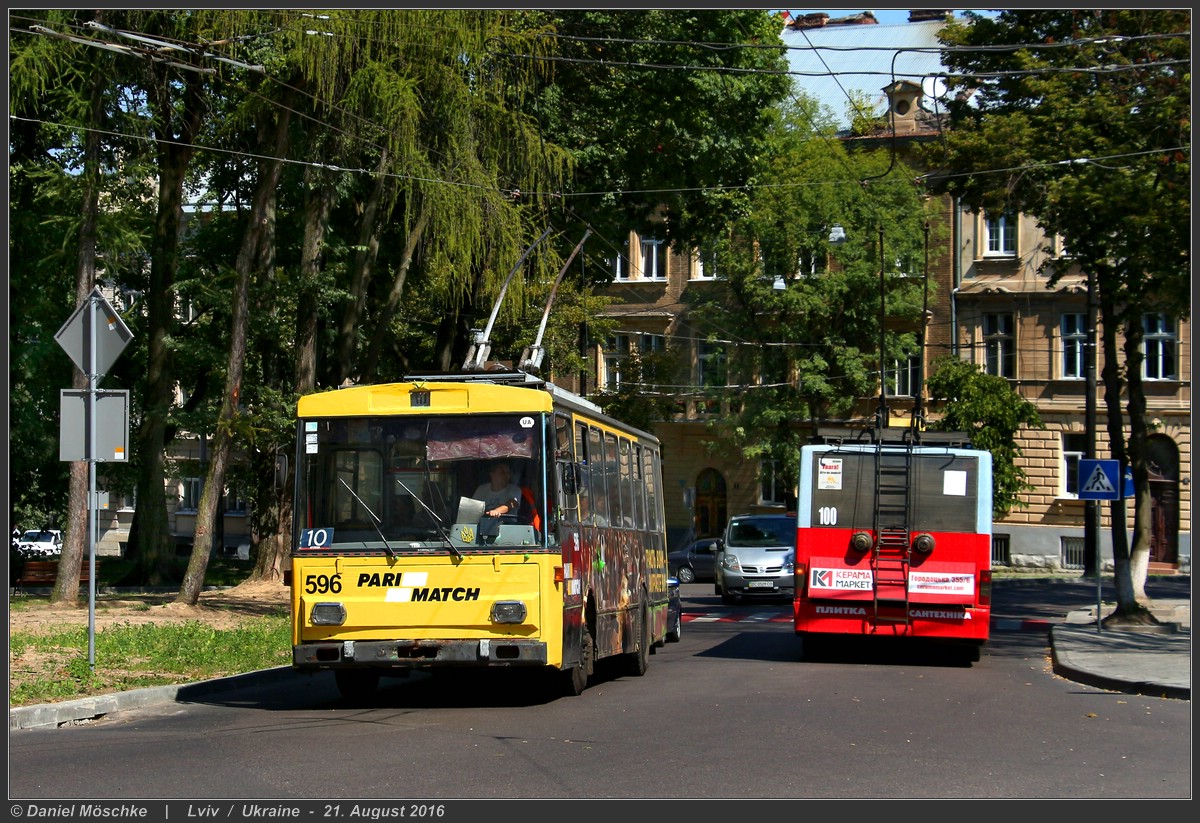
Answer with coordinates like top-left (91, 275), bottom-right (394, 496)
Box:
top-left (667, 537), bottom-right (722, 583)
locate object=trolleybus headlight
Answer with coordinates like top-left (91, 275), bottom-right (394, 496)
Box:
top-left (850, 532), bottom-right (873, 553)
top-left (490, 601), bottom-right (527, 624)
top-left (310, 602), bottom-right (347, 625)
top-left (912, 533), bottom-right (936, 554)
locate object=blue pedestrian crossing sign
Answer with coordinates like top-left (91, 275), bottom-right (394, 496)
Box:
top-left (1078, 459), bottom-right (1121, 500)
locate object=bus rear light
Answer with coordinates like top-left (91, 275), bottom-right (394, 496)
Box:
top-left (554, 565), bottom-right (565, 583)
top-left (794, 563), bottom-right (806, 591)
top-left (491, 601), bottom-right (527, 624)
top-left (310, 602), bottom-right (346, 625)
top-left (912, 533), bottom-right (935, 554)
top-left (850, 532), bottom-right (873, 552)
top-left (979, 570), bottom-right (992, 606)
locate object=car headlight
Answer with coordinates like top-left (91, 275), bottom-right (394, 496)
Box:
top-left (721, 553), bottom-right (742, 572)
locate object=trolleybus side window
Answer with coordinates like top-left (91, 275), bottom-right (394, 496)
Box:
top-left (604, 431), bottom-right (621, 528)
top-left (618, 437), bottom-right (635, 529)
top-left (631, 443), bottom-right (645, 530)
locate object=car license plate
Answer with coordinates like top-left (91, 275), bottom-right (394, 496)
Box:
top-left (748, 580), bottom-right (774, 589)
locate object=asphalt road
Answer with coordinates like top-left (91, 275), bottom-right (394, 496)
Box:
top-left (9, 577), bottom-right (1190, 804)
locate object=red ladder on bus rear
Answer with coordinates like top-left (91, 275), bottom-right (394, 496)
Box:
top-left (872, 440), bottom-right (913, 628)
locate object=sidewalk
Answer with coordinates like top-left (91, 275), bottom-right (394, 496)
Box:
top-left (1049, 597), bottom-right (1190, 701)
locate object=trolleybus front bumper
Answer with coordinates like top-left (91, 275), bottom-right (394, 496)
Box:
top-left (293, 638), bottom-right (550, 670)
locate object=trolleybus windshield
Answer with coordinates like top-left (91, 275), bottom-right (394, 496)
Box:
top-left (296, 413), bottom-right (546, 553)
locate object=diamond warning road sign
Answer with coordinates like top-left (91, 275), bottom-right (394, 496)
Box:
top-left (1078, 459), bottom-right (1121, 500)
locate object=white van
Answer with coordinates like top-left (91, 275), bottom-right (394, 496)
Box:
top-left (715, 514), bottom-right (796, 604)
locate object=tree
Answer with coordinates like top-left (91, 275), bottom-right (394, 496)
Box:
top-left (9, 8), bottom-right (155, 600)
top-left (922, 10), bottom-right (1190, 617)
top-left (924, 357), bottom-right (1044, 518)
top-left (531, 10), bottom-right (793, 253)
top-left (680, 97), bottom-right (935, 495)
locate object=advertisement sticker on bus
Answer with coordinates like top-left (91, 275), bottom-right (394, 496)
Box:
top-left (817, 458), bottom-right (843, 490)
top-left (908, 571), bottom-right (974, 596)
top-left (810, 566), bottom-right (873, 591)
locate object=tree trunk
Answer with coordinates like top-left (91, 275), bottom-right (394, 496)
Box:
top-left (334, 151), bottom-right (390, 384)
top-left (52, 70), bottom-right (105, 607)
top-left (1097, 281), bottom-right (1147, 619)
top-left (129, 70), bottom-right (205, 585)
top-left (1120, 315), bottom-right (1152, 603)
top-left (177, 106), bottom-right (290, 605)
top-left (294, 165), bottom-right (336, 395)
top-left (360, 201), bottom-right (430, 381)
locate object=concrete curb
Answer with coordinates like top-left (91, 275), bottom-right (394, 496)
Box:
top-left (10, 666), bottom-right (299, 731)
top-left (1050, 623), bottom-right (1191, 701)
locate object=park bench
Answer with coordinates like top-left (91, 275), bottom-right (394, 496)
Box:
top-left (11, 559), bottom-right (99, 594)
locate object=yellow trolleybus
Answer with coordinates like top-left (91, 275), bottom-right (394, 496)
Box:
top-left (288, 368), bottom-right (674, 700)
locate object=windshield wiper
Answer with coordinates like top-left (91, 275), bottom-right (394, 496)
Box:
top-left (337, 478), bottom-right (395, 558)
top-left (396, 479), bottom-right (462, 559)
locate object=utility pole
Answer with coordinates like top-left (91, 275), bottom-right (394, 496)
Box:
top-left (1083, 268), bottom-right (1100, 577)
top-left (876, 224), bottom-right (887, 436)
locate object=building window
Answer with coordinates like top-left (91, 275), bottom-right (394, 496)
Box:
top-left (639, 333), bottom-right (666, 355)
top-left (697, 339), bottom-right (727, 415)
top-left (223, 484), bottom-right (249, 514)
top-left (983, 312), bottom-right (1015, 378)
top-left (180, 477), bottom-right (202, 511)
top-left (760, 460), bottom-right (788, 505)
top-left (639, 237), bottom-right (666, 280)
top-left (176, 295), bottom-right (200, 324)
top-left (797, 248), bottom-right (828, 279)
top-left (1142, 313), bottom-right (1176, 380)
top-left (992, 534), bottom-right (1011, 567)
top-left (697, 339), bottom-right (726, 388)
top-left (692, 248), bottom-right (718, 280)
top-left (1060, 313), bottom-right (1086, 379)
top-left (984, 211), bottom-right (1017, 256)
top-left (1062, 432), bottom-right (1086, 498)
top-left (887, 356), bottom-right (919, 397)
top-left (603, 334), bottom-right (631, 390)
top-left (608, 238), bottom-right (630, 281)
top-left (1060, 536), bottom-right (1086, 570)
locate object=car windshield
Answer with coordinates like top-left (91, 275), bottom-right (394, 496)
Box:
top-left (22, 531), bottom-right (50, 541)
top-left (727, 518), bottom-right (795, 547)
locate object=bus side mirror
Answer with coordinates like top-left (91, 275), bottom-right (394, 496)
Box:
top-left (561, 462), bottom-right (581, 495)
top-left (275, 454), bottom-right (289, 490)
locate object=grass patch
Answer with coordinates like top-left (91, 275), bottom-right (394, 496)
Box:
top-left (9, 616), bottom-right (291, 707)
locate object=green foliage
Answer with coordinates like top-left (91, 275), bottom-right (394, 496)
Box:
top-left (593, 346), bottom-right (683, 434)
top-left (534, 10), bottom-right (793, 250)
top-left (925, 357), bottom-right (1045, 517)
top-left (6, 10), bottom-right (843, 587)
top-left (925, 9), bottom-right (1189, 313)
top-left (682, 97), bottom-right (934, 479)
top-left (922, 10), bottom-right (1189, 599)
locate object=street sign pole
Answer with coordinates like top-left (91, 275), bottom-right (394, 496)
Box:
top-left (1078, 457), bottom-right (1122, 635)
top-left (87, 294), bottom-right (97, 667)
top-left (55, 286), bottom-right (133, 671)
